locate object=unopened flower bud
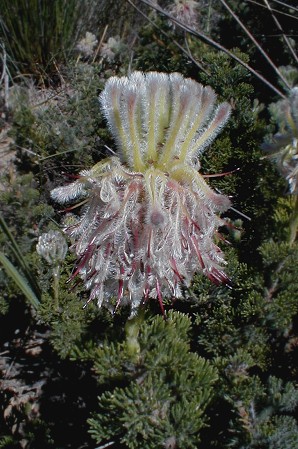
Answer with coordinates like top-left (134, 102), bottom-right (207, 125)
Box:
top-left (36, 230), bottom-right (68, 265)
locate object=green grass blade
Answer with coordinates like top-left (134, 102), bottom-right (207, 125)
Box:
top-left (0, 251), bottom-right (40, 309)
top-left (0, 214), bottom-right (41, 297)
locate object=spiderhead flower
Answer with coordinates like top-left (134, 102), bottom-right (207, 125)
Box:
top-left (262, 87), bottom-right (298, 194)
top-left (51, 71), bottom-right (231, 314)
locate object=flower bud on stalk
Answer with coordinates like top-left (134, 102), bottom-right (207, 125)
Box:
top-left (36, 230), bottom-right (68, 310)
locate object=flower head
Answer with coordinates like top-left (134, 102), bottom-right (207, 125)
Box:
top-left (262, 87), bottom-right (298, 193)
top-left (167, 0), bottom-right (200, 29)
top-left (100, 36), bottom-right (126, 62)
top-left (51, 71), bottom-right (231, 314)
top-left (76, 32), bottom-right (98, 57)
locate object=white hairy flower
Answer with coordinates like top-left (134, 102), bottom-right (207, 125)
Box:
top-left (51, 71), bottom-right (231, 314)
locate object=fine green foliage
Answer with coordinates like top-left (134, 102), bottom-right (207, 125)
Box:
top-left (223, 376), bottom-right (298, 449)
top-left (88, 311), bottom-right (217, 449)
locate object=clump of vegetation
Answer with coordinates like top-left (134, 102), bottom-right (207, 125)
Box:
top-left (0, 0), bottom-right (98, 82)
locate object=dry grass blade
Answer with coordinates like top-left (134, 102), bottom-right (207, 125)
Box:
top-left (134, 0), bottom-right (287, 98)
top-left (271, 0), bottom-right (298, 13)
top-left (247, 0), bottom-right (298, 17)
top-left (0, 44), bottom-right (12, 109)
top-left (247, 0), bottom-right (298, 64)
top-left (218, 0), bottom-right (292, 90)
top-left (127, 0), bottom-right (209, 75)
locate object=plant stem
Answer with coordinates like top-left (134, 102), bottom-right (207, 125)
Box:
top-left (124, 306), bottom-right (145, 361)
top-left (52, 265), bottom-right (60, 311)
top-left (289, 195), bottom-right (298, 245)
